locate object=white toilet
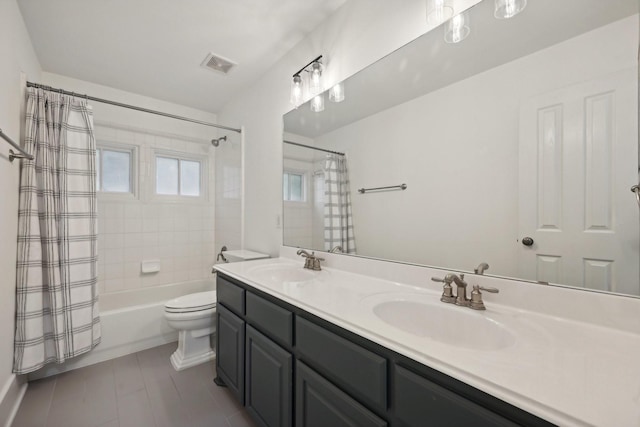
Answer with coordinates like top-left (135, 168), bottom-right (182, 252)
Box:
top-left (163, 249), bottom-right (268, 371)
top-left (164, 291), bottom-right (217, 371)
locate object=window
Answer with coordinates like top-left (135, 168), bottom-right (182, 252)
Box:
top-left (283, 171), bottom-right (306, 202)
top-left (96, 147), bottom-right (133, 194)
top-left (155, 154), bottom-right (202, 197)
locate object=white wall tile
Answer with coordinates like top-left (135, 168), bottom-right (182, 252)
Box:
top-left (92, 124), bottom-right (217, 297)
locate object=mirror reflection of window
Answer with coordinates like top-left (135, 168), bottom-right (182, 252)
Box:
top-left (283, 171), bottom-right (306, 202)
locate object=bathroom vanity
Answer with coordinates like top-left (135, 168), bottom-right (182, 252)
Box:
top-left (213, 255), bottom-right (640, 427)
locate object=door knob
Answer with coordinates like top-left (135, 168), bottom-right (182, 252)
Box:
top-left (522, 237), bottom-right (534, 246)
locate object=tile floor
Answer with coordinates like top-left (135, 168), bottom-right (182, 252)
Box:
top-left (12, 343), bottom-right (258, 427)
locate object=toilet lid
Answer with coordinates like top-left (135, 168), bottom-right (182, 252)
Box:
top-left (165, 291), bottom-right (217, 313)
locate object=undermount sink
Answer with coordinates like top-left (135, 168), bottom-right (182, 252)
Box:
top-left (373, 299), bottom-right (516, 351)
top-left (248, 264), bottom-right (319, 284)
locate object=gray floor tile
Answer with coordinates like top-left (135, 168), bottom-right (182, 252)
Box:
top-left (112, 354), bottom-right (146, 397)
top-left (12, 376), bottom-right (56, 427)
top-left (16, 345), bottom-right (259, 427)
top-left (182, 394), bottom-right (229, 427)
top-left (227, 410), bottom-right (259, 427)
top-left (51, 369), bottom-right (86, 403)
top-left (46, 395), bottom-right (92, 427)
top-left (146, 377), bottom-right (189, 427)
top-left (117, 388), bottom-right (156, 427)
top-left (208, 386), bottom-right (244, 418)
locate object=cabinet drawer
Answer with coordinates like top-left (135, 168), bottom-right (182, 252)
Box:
top-left (246, 292), bottom-right (293, 347)
top-left (296, 361), bottom-right (387, 427)
top-left (295, 317), bottom-right (387, 410)
top-left (393, 365), bottom-right (518, 427)
top-left (217, 275), bottom-right (245, 315)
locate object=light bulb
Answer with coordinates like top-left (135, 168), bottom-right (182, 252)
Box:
top-left (290, 75), bottom-right (303, 107)
top-left (426, 0), bottom-right (453, 26)
top-left (329, 82), bottom-right (345, 103)
top-left (444, 12), bottom-right (470, 44)
top-left (310, 93), bottom-right (325, 112)
top-left (494, 0), bottom-right (527, 19)
top-left (309, 61), bottom-right (323, 95)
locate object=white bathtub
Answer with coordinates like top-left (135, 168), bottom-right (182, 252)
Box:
top-left (28, 280), bottom-right (214, 380)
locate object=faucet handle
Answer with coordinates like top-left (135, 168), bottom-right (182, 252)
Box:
top-left (469, 285), bottom-right (499, 310)
top-left (433, 277), bottom-right (456, 303)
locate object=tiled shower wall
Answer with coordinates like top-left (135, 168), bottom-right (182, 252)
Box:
top-left (96, 123), bottom-right (216, 295)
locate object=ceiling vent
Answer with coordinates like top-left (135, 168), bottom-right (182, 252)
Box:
top-left (201, 53), bottom-right (236, 75)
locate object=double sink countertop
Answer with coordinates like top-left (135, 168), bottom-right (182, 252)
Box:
top-left (214, 256), bottom-right (640, 427)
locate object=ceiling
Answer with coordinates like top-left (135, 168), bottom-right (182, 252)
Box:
top-left (17, 0), bottom-right (347, 113)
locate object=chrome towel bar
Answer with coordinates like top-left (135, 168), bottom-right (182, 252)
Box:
top-left (358, 183), bottom-right (407, 194)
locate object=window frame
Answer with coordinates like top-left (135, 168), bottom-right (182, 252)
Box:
top-left (283, 168), bottom-right (309, 206)
top-left (151, 149), bottom-right (208, 203)
top-left (96, 141), bottom-right (138, 201)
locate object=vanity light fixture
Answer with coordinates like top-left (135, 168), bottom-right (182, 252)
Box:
top-left (289, 55), bottom-right (323, 108)
top-left (309, 61), bottom-right (323, 95)
top-left (426, 0), bottom-right (454, 26)
top-left (444, 11), bottom-right (470, 44)
top-left (494, 0), bottom-right (527, 19)
top-left (329, 82), bottom-right (345, 103)
top-left (310, 93), bottom-right (325, 112)
top-left (290, 74), bottom-right (304, 107)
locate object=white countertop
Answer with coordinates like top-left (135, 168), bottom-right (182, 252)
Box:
top-left (214, 256), bottom-right (640, 427)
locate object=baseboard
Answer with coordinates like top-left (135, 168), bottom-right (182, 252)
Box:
top-left (0, 374), bottom-right (28, 427)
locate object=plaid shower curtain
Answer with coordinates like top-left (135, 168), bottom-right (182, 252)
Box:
top-left (13, 88), bottom-right (101, 374)
top-left (323, 154), bottom-right (356, 254)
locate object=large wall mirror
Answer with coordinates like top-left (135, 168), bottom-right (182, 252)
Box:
top-left (283, 0), bottom-right (640, 297)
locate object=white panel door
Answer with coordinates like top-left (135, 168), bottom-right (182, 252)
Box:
top-left (518, 69), bottom-right (639, 295)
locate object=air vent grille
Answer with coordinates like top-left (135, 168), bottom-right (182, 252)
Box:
top-left (201, 53), bottom-right (236, 74)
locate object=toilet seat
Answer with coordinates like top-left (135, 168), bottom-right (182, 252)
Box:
top-left (164, 291), bottom-right (216, 314)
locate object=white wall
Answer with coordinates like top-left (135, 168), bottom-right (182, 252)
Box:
top-left (0, 0), bottom-right (41, 422)
top-left (311, 16), bottom-right (638, 277)
top-left (40, 73), bottom-right (221, 295)
top-left (218, 0), bottom-right (481, 256)
top-left (215, 132), bottom-right (243, 252)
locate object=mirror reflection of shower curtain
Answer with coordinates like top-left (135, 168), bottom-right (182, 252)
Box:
top-left (323, 154), bottom-right (356, 254)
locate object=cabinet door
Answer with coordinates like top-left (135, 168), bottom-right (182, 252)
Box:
top-left (245, 325), bottom-right (293, 427)
top-left (216, 305), bottom-right (245, 404)
top-left (296, 361), bottom-right (387, 427)
top-left (393, 365), bottom-right (519, 427)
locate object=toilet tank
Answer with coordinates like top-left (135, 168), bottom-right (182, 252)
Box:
top-left (223, 249), bottom-right (269, 263)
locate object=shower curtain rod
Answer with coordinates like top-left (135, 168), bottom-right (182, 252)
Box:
top-left (283, 140), bottom-right (344, 156)
top-left (26, 82), bottom-right (241, 133)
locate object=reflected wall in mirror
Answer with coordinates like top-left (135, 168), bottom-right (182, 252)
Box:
top-left (283, 0), bottom-right (640, 297)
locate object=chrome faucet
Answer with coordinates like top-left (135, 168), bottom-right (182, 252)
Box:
top-left (329, 245), bottom-right (343, 253)
top-left (297, 249), bottom-right (324, 271)
top-left (432, 273), bottom-right (499, 310)
top-left (474, 262), bottom-right (489, 275)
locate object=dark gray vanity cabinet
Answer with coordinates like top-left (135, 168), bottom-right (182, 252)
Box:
top-left (245, 325), bottom-right (293, 427)
top-left (393, 365), bottom-right (518, 427)
top-left (216, 273), bottom-right (556, 427)
top-left (216, 275), bottom-right (294, 427)
top-left (296, 360), bottom-right (387, 427)
top-left (216, 304), bottom-right (245, 404)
